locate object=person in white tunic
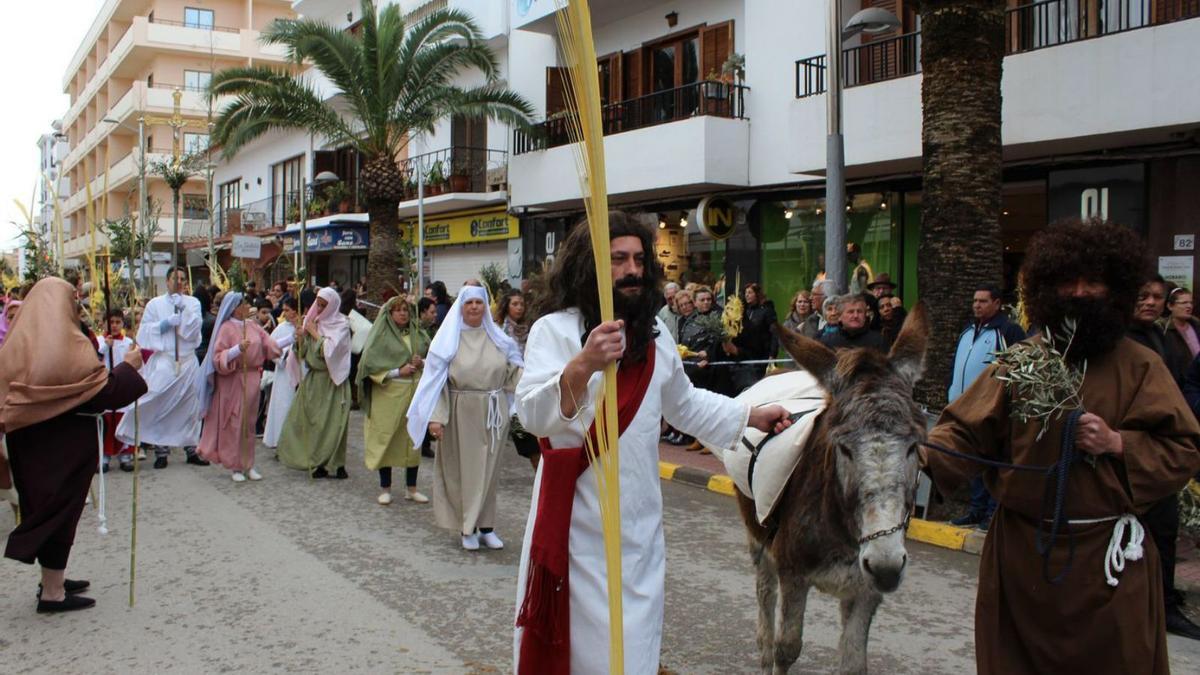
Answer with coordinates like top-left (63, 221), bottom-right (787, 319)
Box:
top-left (408, 284), bottom-right (524, 552)
top-left (512, 215), bottom-right (793, 675)
top-left (263, 297), bottom-right (300, 449)
top-left (115, 266), bottom-right (209, 469)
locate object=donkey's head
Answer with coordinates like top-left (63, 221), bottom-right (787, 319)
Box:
top-left (777, 304), bottom-right (930, 593)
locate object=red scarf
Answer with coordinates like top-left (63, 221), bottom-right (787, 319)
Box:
top-left (516, 346), bottom-right (656, 675)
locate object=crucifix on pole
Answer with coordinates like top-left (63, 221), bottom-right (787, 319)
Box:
top-left (142, 89), bottom-right (209, 267)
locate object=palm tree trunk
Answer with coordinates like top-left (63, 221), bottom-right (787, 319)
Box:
top-left (915, 0), bottom-right (1006, 409)
top-left (365, 198), bottom-right (401, 308)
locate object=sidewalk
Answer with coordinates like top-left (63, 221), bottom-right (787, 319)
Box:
top-left (658, 440), bottom-right (988, 555)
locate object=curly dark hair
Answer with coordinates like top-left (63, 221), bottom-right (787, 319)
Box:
top-left (496, 289), bottom-right (527, 325)
top-left (532, 211), bottom-right (663, 363)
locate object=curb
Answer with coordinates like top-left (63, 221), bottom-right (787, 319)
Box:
top-left (659, 460), bottom-right (984, 555)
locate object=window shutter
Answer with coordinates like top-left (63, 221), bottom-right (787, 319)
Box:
top-left (545, 66), bottom-right (568, 116)
top-left (700, 21), bottom-right (733, 79)
top-left (622, 49), bottom-right (642, 99)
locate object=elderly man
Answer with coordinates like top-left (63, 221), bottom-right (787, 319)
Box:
top-left (656, 281), bottom-right (681, 342)
top-left (923, 220), bottom-right (1200, 674)
top-left (801, 280), bottom-right (834, 337)
top-left (819, 294), bottom-right (887, 352)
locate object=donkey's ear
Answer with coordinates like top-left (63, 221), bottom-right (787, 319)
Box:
top-left (775, 323), bottom-right (836, 384)
top-left (889, 302), bottom-right (929, 387)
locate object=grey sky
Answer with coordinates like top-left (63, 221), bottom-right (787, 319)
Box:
top-left (0, 1), bottom-right (104, 250)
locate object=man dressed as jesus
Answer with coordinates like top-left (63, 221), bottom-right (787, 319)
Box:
top-left (513, 212), bottom-right (792, 674)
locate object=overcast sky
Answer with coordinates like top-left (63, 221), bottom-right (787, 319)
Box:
top-left (0, 1), bottom-right (104, 250)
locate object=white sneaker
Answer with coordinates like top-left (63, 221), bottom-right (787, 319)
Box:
top-left (461, 533), bottom-right (480, 551)
top-left (377, 491), bottom-right (393, 505)
top-left (247, 468), bottom-right (263, 481)
top-left (480, 531), bottom-right (504, 550)
top-left (231, 472), bottom-right (246, 483)
top-left (137, 449), bottom-right (147, 460)
top-left (404, 490), bottom-right (429, 504)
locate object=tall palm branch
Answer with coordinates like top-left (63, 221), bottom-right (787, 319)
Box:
top-left (210, 0), bottom-right (534, 298)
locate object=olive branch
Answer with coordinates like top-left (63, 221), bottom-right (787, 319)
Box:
top-left (991, 317), bottom-right (1087, 441)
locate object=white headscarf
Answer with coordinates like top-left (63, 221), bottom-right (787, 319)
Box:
top-left (198, 292), bottom-right (243, 417)
top-left (286, 286), bottom-right (352, 386)
top-left (406, 285), bottom-right (523, 445)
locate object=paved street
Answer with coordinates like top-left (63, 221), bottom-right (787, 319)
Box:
top-left (3, 414), bottom-right (1200, 674)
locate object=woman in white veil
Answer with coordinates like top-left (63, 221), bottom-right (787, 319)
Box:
top-left (407, 284), bottom-right (523, 551)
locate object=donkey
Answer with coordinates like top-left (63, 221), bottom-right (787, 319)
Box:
top-left (737, 304), bottom-right (929, 675)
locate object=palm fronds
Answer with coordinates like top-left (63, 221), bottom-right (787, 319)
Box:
top-left (992, 318), bottom-right (1086, 441)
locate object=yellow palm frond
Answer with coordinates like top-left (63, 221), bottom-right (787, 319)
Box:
top-left (554, 1), bottom-right (623, 671)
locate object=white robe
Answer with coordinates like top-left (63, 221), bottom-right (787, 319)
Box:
top-left (513, 309), bottom-right (749, 675)
top-left (263, 321), bottom-right (299, 449)
top-left (97, 336), bottom-right (134, 372)
top-left (116, 293), bottom-right (203, 448)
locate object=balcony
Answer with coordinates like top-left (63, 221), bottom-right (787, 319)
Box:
top-left (794, 0), bottom-right (1200, 98)
top-left (514, 80), bottom-right (748, 155)
top-left (214, 192), bottom-right (300, 238)
top-left (786, 0), bottom-right (1200, 176)
top-left (396, 147), bottom-right (509, 217)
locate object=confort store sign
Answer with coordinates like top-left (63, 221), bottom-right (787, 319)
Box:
top-left (404, 209), bottom-right (520, 247)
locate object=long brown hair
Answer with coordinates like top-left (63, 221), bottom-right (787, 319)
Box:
top-left (532, 211), bottom-right (663, 363)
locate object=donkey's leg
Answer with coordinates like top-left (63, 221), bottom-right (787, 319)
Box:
top-left (753, 548), bottom-right (779, 675)
top-left (836, 591), bottom-right (883, 675)
top-left (772, 571), bottom-right (810, 675)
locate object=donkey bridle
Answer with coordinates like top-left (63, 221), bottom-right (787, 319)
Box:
top-left (858, 511), bottom-right (912, 545)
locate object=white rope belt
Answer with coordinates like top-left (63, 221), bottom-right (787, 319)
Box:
top-left (78, 412), bottom-right (108, 535)
top-left (448, 388), bottom-right (508, 454)
top-left (1048, 513), bottom-right (1144, 587)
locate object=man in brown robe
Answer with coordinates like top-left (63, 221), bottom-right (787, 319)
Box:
top-left (923, 220), bottom-right (1200, 674)
top-left (1, 277), bottom-right (147, 613)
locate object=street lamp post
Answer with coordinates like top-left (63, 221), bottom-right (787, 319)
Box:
top-left (416, 153), bottom-right (425, 296)
top-left (103, 115), bottom-right (151, 292)
top-left (824, 5), bottom-right (900, 295)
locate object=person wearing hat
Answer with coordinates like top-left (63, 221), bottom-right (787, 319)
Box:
top-left (867, 272), bottom-right (897, 298)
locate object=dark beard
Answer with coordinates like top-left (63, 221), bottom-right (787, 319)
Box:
top-left (1039, 295), bottom-right (1128, 364)
top-left (608, 276), bottom-right (659, 363)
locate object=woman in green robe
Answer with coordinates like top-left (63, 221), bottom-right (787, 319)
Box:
top-left (355, 296), bottom-right (430, 505)
top-left (276, 287), bottom-right (352, 478)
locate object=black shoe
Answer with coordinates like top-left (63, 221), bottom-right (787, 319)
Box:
top-left (949, 513), bottom-right (982, 527)
top-left (334, 467), bottom-right (349, 480)
top-left (1166, 606), bottom-right (1200, 641)
top-left (119, 462), bottom-right (134, 473)
top-left (311, 467), bottom-right (329, 479)
top-left (37, 579), bottom-right (90, 598)
top-left (37, 594), bottom-right (96, 613)
top-left (421, 446), bottom-right (435, 459)
top-left (153, 457), bottom-right (168, 470)
top-left (97, 462), bottom-right (110, 474)
top-left (186, 454), bottom-right (210, 467)
top-left (977, 516), bottom-right (992, 532)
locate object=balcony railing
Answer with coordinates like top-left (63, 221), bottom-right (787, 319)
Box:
top-left (513, 80), bottom-right (749, 155)
top-left (148, 16), bottom-right (240, 34)
top-left (214, 192), bottom-right (301, 238)
top-left (795, 0), bottom-right (1200, 97)
top-left (398, 146), bottom-right (509, 197)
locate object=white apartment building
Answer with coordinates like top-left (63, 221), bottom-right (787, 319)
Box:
top-left (208, 0), bottom-right (1200, 298)
top-left (28, 123), bottom-right (70, 277)
top-left (56, 0), bottom-right (297, 282)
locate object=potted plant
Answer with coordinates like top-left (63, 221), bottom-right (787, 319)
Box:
top-left (426, 161), bottom-right (446, 196)
top-left (307, 196), bottom-right (327, 218)
top-left (286, 202), bottom-right (301, 224)
top-left (448, 157), bottom-right (472, 193)
top-left (403, 174), bottom-right (417, 201)
top-left (324, 181), bottom-right (352, 213)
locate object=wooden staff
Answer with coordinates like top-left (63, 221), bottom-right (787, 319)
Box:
top-left (125, 252), bottom-right (142, 608)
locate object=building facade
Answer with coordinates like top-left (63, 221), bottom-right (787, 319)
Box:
top-left (57, 0), bottom-right (297, 283)
top-left (200, 0), bottom-right (1200, 301)
top-left (28, 123), bottom-right (70, 277)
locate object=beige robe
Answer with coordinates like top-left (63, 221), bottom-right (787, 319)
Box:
top-left (430, 327), bottom-right (522, 534)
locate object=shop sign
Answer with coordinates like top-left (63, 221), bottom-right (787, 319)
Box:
top-left (232, 235), bottom-right (262, 259)
top-left (283, 226), bottom-right (369, 253)
top-left (696, 196), bottom-right (736, 240)
top-left (408, 210), bottom-right (520, 247)
top-left (1159, 256), bottom-right (1194, 293)
top-left (1048, 164), bottom-right (1145, 231)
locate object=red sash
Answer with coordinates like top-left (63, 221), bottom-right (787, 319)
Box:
top-left (515, 346), bottom-right (656, 675)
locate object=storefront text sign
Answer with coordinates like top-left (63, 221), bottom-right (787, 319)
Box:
top-left (697, 196), bottom-right (736, 240)
top-left (232, 235), bottom-right (262, 259)
top-left (1159, 256), bottom-right (1194, 293)
top-left (283, 226), bottom-right (369, 253)
top-left (407, 210), bottom-right (520, 247)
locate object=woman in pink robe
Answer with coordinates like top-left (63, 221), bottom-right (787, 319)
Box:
top-left (197, 292), bottom-right (286, 482)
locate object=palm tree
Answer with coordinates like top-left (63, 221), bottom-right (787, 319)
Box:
top-left (210, 0), bottom-right (533, 298)
top-left (914, 0), bottom-right (1006, 408)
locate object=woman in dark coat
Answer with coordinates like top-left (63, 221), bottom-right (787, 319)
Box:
top-left (0, 278), bottom-right (147, 613)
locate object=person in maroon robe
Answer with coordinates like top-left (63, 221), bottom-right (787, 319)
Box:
top-left (0, 277), bottom-right (147, 613)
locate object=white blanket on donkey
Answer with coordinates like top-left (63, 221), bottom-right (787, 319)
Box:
top-left (706, 370), bottom-right (827, 525)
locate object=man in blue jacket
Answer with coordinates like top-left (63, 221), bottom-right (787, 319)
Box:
top-left (947, 284), bottom-right (1026, 530)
